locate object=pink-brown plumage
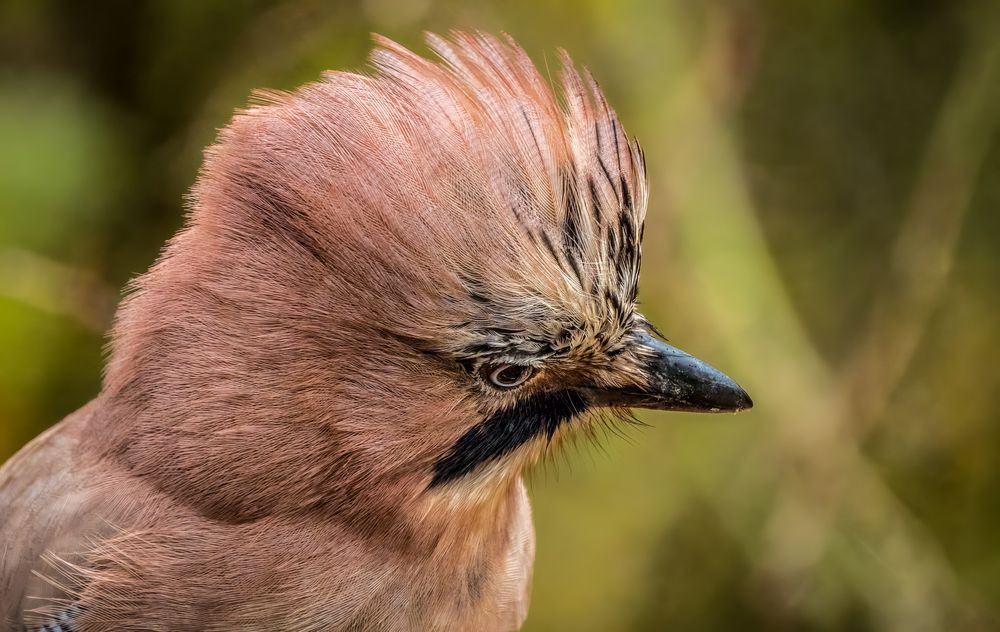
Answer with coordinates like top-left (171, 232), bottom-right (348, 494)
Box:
top-left (1, 31), bottom-right (749, 631)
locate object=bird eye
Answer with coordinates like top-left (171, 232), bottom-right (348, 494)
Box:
top-left (482, 363), bottom-right (536, 390)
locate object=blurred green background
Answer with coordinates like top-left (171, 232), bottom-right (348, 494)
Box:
top-left (1, 0), bottom-right (999, 630)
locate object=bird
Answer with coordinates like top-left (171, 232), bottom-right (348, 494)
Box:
top-left (0, 31), bottom-right (752, 632)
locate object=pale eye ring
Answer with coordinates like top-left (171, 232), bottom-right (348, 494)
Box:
top-left (482, 363), bottom-right (536, 390)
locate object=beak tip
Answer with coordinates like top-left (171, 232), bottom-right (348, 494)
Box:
top-left (733, 386), bottom-right (753, 412)
top-left (710, 377), bottom-right (753, 413)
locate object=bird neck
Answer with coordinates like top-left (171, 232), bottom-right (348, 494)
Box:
top-left (412, 474), bottom-right (531, 570)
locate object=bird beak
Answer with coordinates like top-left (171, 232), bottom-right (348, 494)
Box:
top-left (583, 332), bottom-right (753, 413)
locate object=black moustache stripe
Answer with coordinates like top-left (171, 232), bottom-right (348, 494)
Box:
top-left (429, 390), bottom-right (587, 487)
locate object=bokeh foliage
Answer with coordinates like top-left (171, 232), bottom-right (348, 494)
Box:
top-left (1, 1), bottom-right (998, 629)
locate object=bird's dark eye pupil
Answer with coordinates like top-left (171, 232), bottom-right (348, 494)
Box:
top-left (485, 363), bottom-right (535, 389)
top-left (496, 366), bottom-right (526, 384)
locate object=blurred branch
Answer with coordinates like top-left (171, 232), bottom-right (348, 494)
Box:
top-left (842, 8), bottom-right (1000, 425)
top-left (761, 9), bottom-right (1000, 623)
top-left (654, 4), bottom-right (1000, 629)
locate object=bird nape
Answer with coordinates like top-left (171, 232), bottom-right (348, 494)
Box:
top-left (0, 31), bottom-right (751, 632)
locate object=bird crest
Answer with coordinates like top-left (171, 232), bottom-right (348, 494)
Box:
top-left (190, 31), bottom-right (648, 372)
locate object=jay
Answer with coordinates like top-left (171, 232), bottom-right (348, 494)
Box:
top-left (0, 31), bottom-right (751, 631)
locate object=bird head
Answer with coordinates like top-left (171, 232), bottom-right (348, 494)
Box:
top-left (100, 32), bottom-right (750, 529)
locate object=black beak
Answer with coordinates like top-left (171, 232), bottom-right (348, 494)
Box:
top-left (583, 333), bottom-right (752, 413)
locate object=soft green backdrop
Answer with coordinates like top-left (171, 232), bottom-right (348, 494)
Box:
top-left (2, 1), bottom-right (999, 630)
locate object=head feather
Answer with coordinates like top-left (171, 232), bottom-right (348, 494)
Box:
top-left (188, 30), bottom-right (649, 364)
top-left (100, 31), bottom-right (649, 523)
